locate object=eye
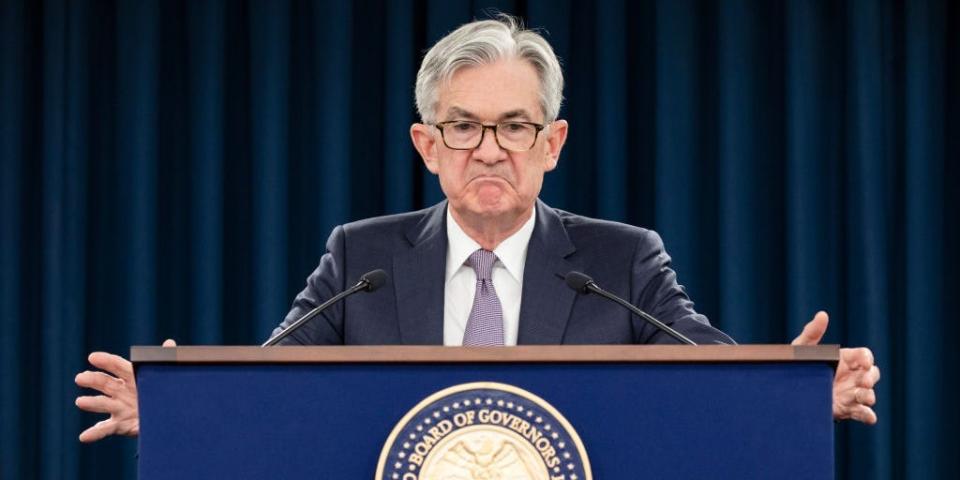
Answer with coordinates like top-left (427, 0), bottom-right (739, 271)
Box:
top-left (501, 122), bottom-right (527, 133)
top-left (450, 121), bottom-right (479, 133)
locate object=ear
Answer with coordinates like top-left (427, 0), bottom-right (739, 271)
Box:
top-left (541, 119), bottom-right (568, 172)
top-left (410, 123), bottom-right (440, 174)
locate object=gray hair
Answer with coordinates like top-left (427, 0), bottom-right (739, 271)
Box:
top-left (415, 15), bottom-right (564, 124)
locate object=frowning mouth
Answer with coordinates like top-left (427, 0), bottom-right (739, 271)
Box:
top-left (470, 175), bottom-right (510, 184)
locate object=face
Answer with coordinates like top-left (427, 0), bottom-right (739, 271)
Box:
top-left (411, 59), bottom-right (568, 223)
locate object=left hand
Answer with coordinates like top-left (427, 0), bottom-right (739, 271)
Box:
top-left (791, 311), bottom-right (880, 425)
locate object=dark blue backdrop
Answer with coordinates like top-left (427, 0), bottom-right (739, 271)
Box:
top-left (1, 0), bottom-right (956, 479)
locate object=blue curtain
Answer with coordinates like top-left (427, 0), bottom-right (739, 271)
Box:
top-left (1, 0), bottom-right (957, 478)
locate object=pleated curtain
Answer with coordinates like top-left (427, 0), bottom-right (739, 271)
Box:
top-left (1, 1), bottom-right (957, 478)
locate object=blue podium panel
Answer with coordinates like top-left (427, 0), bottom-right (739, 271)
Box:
top-left (136, 351), bottom-right (834, 479)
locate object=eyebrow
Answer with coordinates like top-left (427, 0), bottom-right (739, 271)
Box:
top-left (443, 107), bottom-right (479, 121)
top-left (498, 110), bottom-right (532, 121)
top-left (442, 107), bottom-right (534, 122)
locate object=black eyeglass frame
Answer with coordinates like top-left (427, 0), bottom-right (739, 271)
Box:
top-left (432, 120), bottom-right (547, 152)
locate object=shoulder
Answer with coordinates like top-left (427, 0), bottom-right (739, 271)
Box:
top-left (340, 208), bottom-right (429, 236)
top-left (548, 207), bottom-right (663, 253)
top-left (333, 203), bottom-right (443, 251)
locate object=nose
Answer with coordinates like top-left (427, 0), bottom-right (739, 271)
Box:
top-left (472, 126), bottom-right (506, 164)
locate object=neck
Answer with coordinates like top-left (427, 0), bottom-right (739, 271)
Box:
top-left (450, 205), bottom-right (534, 251)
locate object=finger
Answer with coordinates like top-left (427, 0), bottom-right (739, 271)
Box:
top-left (162, 339), bottom-right (177, 347)
top-left (854, 388), bottom-right (877, 407)
top-left (837, 385), bottom-right (858, 408)
top-left (75, 395), bottom-right (121, 414)
top-left (791, 311), bottom-right (829, 346)
top-left (850, 405), bottom-right (878, 425)
top-left (87, 352), bottom-right (135, 383)
top-left (843, 347), bottom-right (875, 371)
top-left (78, 419), bottom-right (117, 443)
top-left (75, 371), bottom-right (126, 397)
top-left (857, 365), bottom-right (881, 388)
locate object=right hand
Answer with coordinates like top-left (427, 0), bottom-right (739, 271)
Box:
top-left (75, 339), bottom-right (177, 442)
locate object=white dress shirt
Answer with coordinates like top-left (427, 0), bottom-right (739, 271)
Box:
top-left (443, 208), bottom-right (536, 346)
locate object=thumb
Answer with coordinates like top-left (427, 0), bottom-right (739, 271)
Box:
top-left (791, 311), bottom-right (829, 345)
top-left (162, 339), bottom-right (177, 347)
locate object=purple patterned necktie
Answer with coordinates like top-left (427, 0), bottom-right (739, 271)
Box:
top-left (462, 249), bottom-right (505, 346)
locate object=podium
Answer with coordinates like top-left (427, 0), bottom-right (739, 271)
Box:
top-left (132, 345), bottom-right (838, 479)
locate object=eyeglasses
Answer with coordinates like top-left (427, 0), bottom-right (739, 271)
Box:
top-left (433, 120), bottom-right (546, 152)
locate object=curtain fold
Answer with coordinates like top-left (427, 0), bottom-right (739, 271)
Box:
top-left (250, 0), bottom-right (290, 339)
top-left (0, 1), bottom-right (956, 478)
top-left (186, 0), bottom-right (225, 345)
top-left (903, 1), bottom-right (945, 477)
top-left (0, 4), bottom-right (24, 479)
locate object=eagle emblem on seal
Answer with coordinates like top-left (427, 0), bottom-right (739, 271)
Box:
top-left (376, 382), bottom-right (591, 480)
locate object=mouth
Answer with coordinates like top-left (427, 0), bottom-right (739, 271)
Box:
top-left (470, 175), bottom-right (509, 184)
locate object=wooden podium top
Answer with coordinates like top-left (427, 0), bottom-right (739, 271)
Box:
top-left (131, 344), bottom-right (838, 365)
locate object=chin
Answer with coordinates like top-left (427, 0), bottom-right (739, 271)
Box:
top-left (450, 185), bottom-right (526, 219)
top-left (457, 196), bottom-right (505, 215)
top-left (472, 197), bottom-right (527, 218)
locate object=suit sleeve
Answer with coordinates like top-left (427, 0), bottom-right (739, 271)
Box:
top-left (269, 225), bottom-right (348, 345)
top-left (632, 230), bottom-right (736, 345)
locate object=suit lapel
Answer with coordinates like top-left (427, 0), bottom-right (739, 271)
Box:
top-left (393, 202), bottom-right (447, 345)
top-left (517, 200), bottom-right (578, 345)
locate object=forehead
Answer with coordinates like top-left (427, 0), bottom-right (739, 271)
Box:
top-left (437, 59), bottom-right (543, 121)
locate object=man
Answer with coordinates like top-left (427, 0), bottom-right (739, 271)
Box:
top-left (75, 15), bottom-right (880, 444)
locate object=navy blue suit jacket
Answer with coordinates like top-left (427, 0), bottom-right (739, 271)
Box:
top-left (273, 200), bottom-right (734, 345)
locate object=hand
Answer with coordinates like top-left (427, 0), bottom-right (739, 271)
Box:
top-left (75, 339), bottom-right (177, 442)
top-left (792, 312), bottom-right (880, 424)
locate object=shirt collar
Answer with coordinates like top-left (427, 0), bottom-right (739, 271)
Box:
top-left (445, 206), bottom-right (536, 283)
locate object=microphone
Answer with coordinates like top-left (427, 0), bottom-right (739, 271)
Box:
top-left (261, 269), bottom-right (388, 347)
top-left (564, 271), bottom-right (697, 345)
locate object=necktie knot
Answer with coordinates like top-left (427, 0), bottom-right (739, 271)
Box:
top-left (468, 249), bottom-right (496, 281)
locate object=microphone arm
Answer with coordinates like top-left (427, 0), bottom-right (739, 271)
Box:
top-left (565, 271), bottom-right (697, 345)
top-left (261, 269), bottom-right (387, 347)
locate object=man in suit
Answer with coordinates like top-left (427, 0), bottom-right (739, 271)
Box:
top-left (75, 15), bottom-right (880, 444)
top-left (271, 199), bottom-right (734, 346)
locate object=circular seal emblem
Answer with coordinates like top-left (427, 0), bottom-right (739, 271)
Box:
top-left (376, 382), bottom-right (592, 480)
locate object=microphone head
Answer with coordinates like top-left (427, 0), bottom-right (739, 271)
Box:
top-left (564, 271), bottom-right (594, 294)
top-left (360, 269), bottom-right (388, 292)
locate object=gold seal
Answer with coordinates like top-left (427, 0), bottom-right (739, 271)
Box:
top-left (375, 382), bottom-right (592, 480)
